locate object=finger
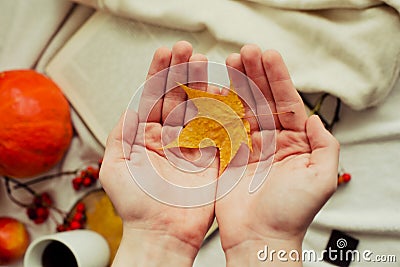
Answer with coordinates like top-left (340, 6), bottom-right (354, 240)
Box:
top-left (188, 53), bottom-right (208, 91)
top-left (139, 47), bottom-right (172, 123)
top-left (240, 44), bottom-right (279, 130)
top-left (226, 53), bottom-right (258, 132)
top-left (307, 115), bottom-right (340, 188)
top-left (162, 41), bottom-right (193, 126)
top-left (185, 53), bottom-right (208, 123)
top-left (262, 50), bottom-right (308, 131)
top-left (206, 84), bottom-right (224, 95)
top-left (104, 109), bottom-right (139, 161)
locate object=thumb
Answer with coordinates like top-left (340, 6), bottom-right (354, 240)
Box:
top-left (306, 115), bottom-right (340, 175)
top-left (104, 109), bottom-right (139, 161)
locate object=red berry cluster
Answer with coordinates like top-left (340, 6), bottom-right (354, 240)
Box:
top-left (26, 192), bottom-right (53, 224)
top-left (338, 172), bottom-right (351, 185)
top-left (72, 166), bottom-right (100, 191)
top-left (56, 202), bottom-right (87, 232)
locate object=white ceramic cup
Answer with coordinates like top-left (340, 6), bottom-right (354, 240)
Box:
top-left (24, 230), bottom-right (110, 267)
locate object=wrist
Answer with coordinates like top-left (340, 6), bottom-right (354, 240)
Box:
top-left (224, 237), bottom-right (303, 267)
top-left (112, 224), bottom-right (198, 267)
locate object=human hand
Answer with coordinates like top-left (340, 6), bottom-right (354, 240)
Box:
top-left (215, 45), bottom-right (340, 266)
top-left (100, 41), bottom-right (218, 267)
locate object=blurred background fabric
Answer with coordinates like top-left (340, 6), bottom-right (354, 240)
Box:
top-left (72, 0), bottom-right (400, 110)
top-left (0, 0), bottom-right (73, 69)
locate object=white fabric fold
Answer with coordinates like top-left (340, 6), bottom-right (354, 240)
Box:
top-left (72, 0), bottom-right (400, 110)
top-left (0, 0), bottom-right (73, 70)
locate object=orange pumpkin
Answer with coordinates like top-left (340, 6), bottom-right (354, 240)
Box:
top-left (0, 70), bottom-right (73, 178)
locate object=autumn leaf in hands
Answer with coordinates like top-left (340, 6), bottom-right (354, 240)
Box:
top-left (163, 82), bottom-right (252, 175)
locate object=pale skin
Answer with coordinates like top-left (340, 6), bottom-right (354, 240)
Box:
top-left (100, 41), bottom-right (339, 266)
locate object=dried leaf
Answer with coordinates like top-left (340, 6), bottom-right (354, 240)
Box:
top-left (85, 192), bottom-right (122, 265)
top-left (164, 82), bottom-right (252, 175)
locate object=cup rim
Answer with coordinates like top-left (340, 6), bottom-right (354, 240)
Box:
top-left (23, 230), bottom-right (107, 267)
top-left (24, 237), bottom-right (81, 267)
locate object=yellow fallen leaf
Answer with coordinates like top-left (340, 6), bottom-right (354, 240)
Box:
top-left (85, 192), bottom-right (123, 265)
top-left (164, 82), bottom-right (252, 175)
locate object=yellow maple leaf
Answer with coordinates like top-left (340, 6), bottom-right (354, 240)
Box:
top-left (163, 82), bottom-right (252, 175)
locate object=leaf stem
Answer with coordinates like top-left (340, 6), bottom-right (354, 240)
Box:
top-left (243, 110), bottom-right (295, 119)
